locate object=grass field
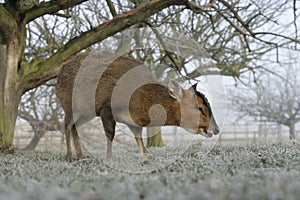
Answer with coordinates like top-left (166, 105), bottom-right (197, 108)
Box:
top-left (0, 141), bottom-right (300, 200)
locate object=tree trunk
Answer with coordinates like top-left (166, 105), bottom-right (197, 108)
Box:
top-left (0, 44), bottom-right (22, 153)
top-left (23, 121), bottom-right (63, 151)
top-left (0, 45), bottom-right (5, 150)
top-left (24, 128), bottom-right (47, 151)
top-left (146, 127), bottom-right (164, 147)
top-left (289, 122), bottom-right (296, 140)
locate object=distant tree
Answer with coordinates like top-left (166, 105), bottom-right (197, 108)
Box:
top-left (230, 53), bottom-right (300, 140)
top-left (18, 81), bottom-right (64, 150)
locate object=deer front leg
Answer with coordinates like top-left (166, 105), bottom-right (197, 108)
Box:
top-left (101, 111), bottom-right (116, 161)
top-left (128, 126), bottom-right (147, 162)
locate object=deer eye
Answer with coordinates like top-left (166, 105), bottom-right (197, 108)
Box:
top-left (198, 106), bottom-right (205, 115)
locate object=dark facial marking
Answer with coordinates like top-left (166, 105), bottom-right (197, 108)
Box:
top-left (191, 85), bottom-right (212, 116)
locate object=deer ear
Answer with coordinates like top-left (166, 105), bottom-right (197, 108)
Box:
top-left (190, 82), bottom-right (198, 92)
top-left (168, 80), bottom-right (183, 99)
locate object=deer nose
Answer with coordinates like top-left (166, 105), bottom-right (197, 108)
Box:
top-left (214, 127), bottom-right (220, 135)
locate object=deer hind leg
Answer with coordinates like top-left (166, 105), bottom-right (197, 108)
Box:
top-left (128, 125), bottom-right (147, 162)
top-left (65, 124), bottom-right (72, 162)
top-left (64, 116), bottom-right (73, 162)
top-left (101, 110), bottom-right (116, 161)
top-left (71, 116), bottom-right (93, 161)
top-left (65, 123), bottom-right (83, 162)
top-left (71, 124), bottom-right (83, 161)
top-left (64, 114), bottom-right (91, 162)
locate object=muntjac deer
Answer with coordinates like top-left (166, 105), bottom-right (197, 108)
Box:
top-left (56, 52), bottom-right (219, 162)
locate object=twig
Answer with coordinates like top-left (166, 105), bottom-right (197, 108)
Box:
top-left (293, 0), bottom-right (298, 49)
top-left (217, 0), bottom-right (255, 36)
top-left (106, 0), bottom-right (117, 17)
top-left (255, 65), bottom-right (293, 87)
top-left (187, 0), bottom-right (253, 52)
top-left (144, 20), bottom-right (182, 73)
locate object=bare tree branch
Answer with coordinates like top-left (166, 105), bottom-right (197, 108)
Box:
top-left (293, 0), bottom-right (298, 49)
top-left (144, 20), bottom-right (183, 73)
top-left (21, 0), bottom-right (190, 92)
top-left (23, 0), bottom-right (88, 23)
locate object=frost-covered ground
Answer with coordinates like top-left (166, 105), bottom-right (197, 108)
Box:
top-left (0, 141), bottom-right (300, 200)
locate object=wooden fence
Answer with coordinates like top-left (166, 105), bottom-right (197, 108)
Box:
top-left (13, 122), bottom-right (299, 150)
top-left (215, 122), bottom-right (297, 143)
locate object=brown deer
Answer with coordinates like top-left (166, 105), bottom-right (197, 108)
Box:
top-left (56, 52), bottom-right (219, 162)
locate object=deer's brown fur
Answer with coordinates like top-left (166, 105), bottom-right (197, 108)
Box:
top-left (56, 52), bottom-right (219, 162)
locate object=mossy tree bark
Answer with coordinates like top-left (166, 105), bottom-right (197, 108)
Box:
top-left (0, 42), bottom-right (23, 153)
